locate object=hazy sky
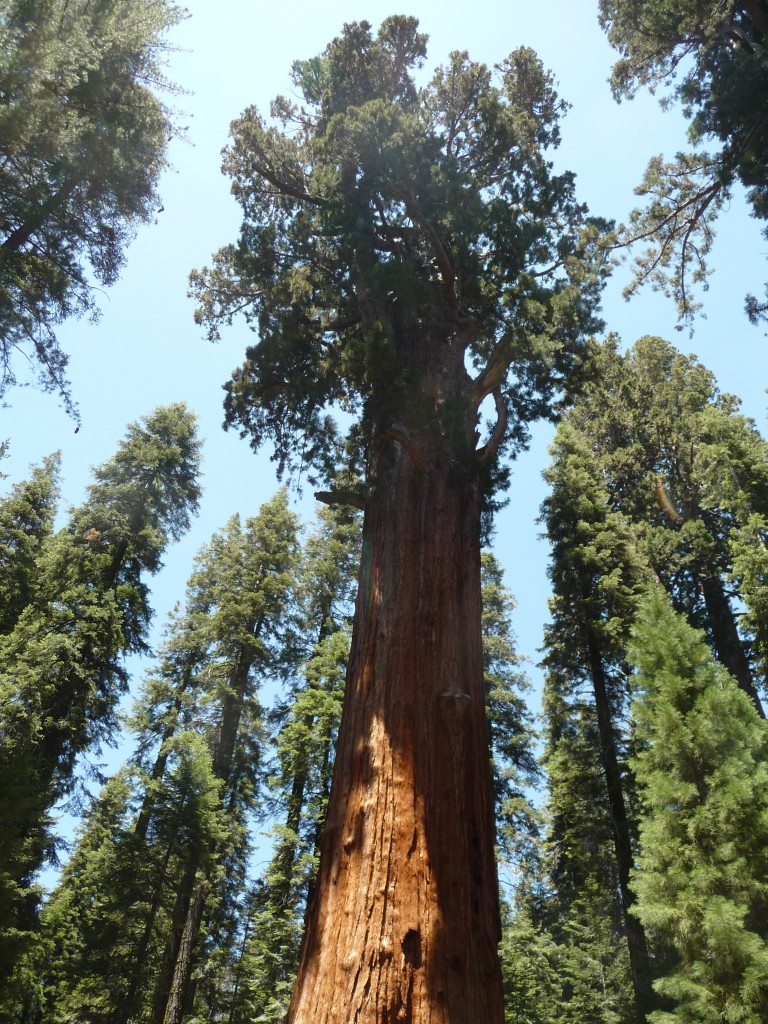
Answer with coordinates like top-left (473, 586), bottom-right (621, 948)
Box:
top-left (4, 1), bottom-right (767, 747)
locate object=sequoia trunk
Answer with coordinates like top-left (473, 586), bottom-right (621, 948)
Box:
top-left (287, 431), bottom-right (503, 1023)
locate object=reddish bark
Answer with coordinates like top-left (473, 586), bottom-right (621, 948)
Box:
top-left (287, 425), bottom-right (503, 1023)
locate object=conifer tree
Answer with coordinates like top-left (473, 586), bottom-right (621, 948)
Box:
top-left (30, 492), bottom-right (299, 1024)
top-left (481, 551), bottom-right (540, 868)
top-left (0, 0), bottom-right (185, 411)
top-left (151, 494), bottom-right (299, 1024)
top-left (0, 454), bottom-right (60, 636)
top-left (597, 0), bottom-right (768, 324)
top-left (629, 589), bottom-right (768, 1022)
top-left (563, 335), bottom-right (768, 715)
top-left (32, 739), bottom-right (227, 1024)
top-left (191, 18), bottom-right (608, 1019)
top-left (540, 421), bottom-right (654, 1020)
top-left (0, 403), bottom-right (201, 1006)
top-left (226, 502), bottom-right (360, 1024)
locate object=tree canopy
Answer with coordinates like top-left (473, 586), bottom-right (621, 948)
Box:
top-left (0, 0), bottom-right (185, 415)
top-left (598, 0), bottom-right (768, 324)
top-left (191, 15), bottom-right (610, 502)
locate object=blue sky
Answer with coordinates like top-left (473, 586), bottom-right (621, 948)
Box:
top-left (3, 0), bottom-right (767, 757)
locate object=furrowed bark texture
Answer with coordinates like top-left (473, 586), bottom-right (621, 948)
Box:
top-left (287, 430), bottom-right (503, 1023)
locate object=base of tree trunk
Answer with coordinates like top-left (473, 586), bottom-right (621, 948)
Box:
top-left (287, 440), bottom-right (504, 1023)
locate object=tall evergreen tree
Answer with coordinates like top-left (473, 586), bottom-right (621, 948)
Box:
top-left (0, 403), bottom-right (201, 1005)
top-left (597, 0), bottom-right (768, 324)
top-left (227, 502), bottom-right (360, 1024)
top-left (191, 17), bottom-right (608, 1019)
top-left (629, 589), bottom-right (768, 1022)
top-left (0, 453), bottom-right (60, 636)
top-left (29, 492), bottom-right (299, 1024)
top-left (540, 420), bottom-right (654, 1020)
top-left (563, 335), bottom-right (768, 714)
top-left (31, 739), bottom-right (228, 1024)
top-left (150, 494), bottom-right (299, 1024)
top-left (538, 335), bottom-right (768, 1019)
top-left (481, 551), bottom-right (540, 869)
top-left (0, 0), bottom-right (185, 412)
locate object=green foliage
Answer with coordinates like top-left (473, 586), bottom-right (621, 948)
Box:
top-left (229, 504), bottom-right (360, 1023)
top-left (0, 0), bottom-right (185, 413)
top-left (562, 335), bottom-right (768, 707)
top-left (25, 492), bottom-right (301, 1024)
top-left (598, 0), bottom-right (768, 323)
top-left (481, 552), bottom-right (540, 866)
top-left (0, 453), bottom-right (60, 635)
top-left (500, 905), bottom-right (560, 1024)
top-left (191, 16), bottom-right (609, 496)
top-left (0, 404), bottom-right (201, 1006)
top-left (538, 334), bottom-right (768, 1020)
top-left (36, 741), bottom-right (223, 1023)
top-left (630, 590), bottom-right (768, 1023)
top-left (730, 515), bottom-right (768, 681)
top-left (501, 878), bottom-right (637, 1024)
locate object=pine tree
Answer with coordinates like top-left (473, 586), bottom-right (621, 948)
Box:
top-left (227, 502), bottom-right (360, 1024)
top-left (0, 404), bottom-right (201, 1006)
top-left (35, 736), bottom-right (232, 1024)
top-left (481, 551), bottom-right (540, 869)
top-left (0, 0), bottom-right (185, 411)
top-left (597, 0), bottom-right (768, 324)
top-left (629, 589), bottom-right (768, 1022)
top-left (564, 335), bottom-right (768, 714)
top-left (150, 493), bottom-right (299, 1024)
top-left (29, 492), bottom-right (299, 1024)
top-left (0, 454), bottom-right (60, 636)
top-left (540, 420), bottom-right (654, 1020)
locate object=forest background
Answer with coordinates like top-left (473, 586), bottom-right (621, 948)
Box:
top-left (2, 0), bottom-right (767, 892)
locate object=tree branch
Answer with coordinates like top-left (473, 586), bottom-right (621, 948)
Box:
top-left (385, 181), bottom-right (462, 319)
top-left (475, 387), bottom-right (508, 466)
top-left (742, 0), bottom-right (768, 38)
top-left (2, 176), bottom-right (82, 253)
top-left (314, 488), bottom-right (366, 511)
top-left (469, 338), bottom-right (512, 410)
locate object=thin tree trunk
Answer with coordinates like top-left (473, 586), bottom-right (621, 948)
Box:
top-left (162, 875), bottom-right (211, 1024)
top-left (112, 832), bottom-right (180, 1024)
top-left (699, 570), bottom-right (765, 718)
top-left (272, 599), bottom-right (337, 914)
top-left (582, 605), bottom-right (656, 1020)
top-left (153, 628), bottom-right (262, 1024)
top-left (287, 432), bottom-right (503, 1023)
top-left (303, 727), bottom-right (333, 922)
top-left (226, 902), bottom-right (254, 1024)
top-left (134, 666), bottom-right (196, 842)
top-left (151, 865), bottom-right (198, 1024)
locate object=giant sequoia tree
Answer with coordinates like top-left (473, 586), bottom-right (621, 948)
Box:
top-left (192, 17), bottom-right (607, 1022)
